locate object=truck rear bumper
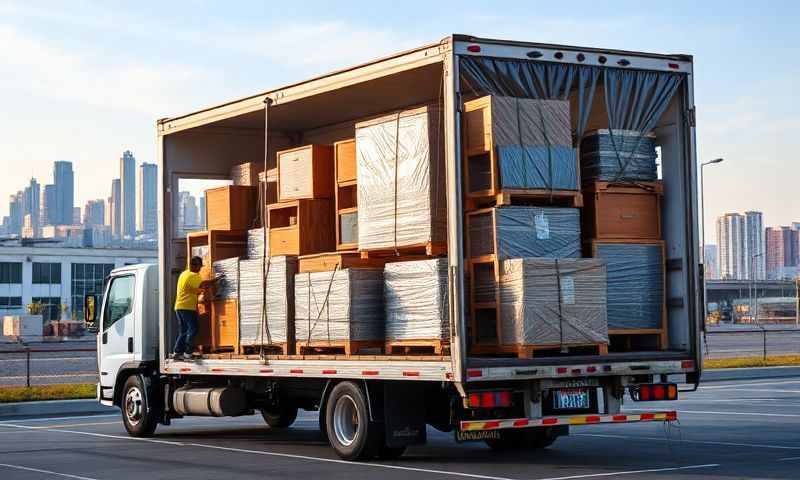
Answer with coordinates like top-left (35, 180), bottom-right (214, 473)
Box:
top-left (460, 410), bottom-right (677, 432)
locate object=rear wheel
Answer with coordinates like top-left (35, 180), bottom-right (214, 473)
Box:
top-left (261, 405), bottom-right (298, 429)
top-left (325, 381), bottom-right (381, 461)
top-left (121, 375), bottom-right (158, 437)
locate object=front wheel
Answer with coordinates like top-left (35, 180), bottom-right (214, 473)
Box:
top-left (325, 381), bottom-right (382, 461)
top-left (121, 375), bottom-right (159, 437)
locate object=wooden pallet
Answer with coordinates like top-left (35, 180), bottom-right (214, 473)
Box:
top-left (295, 340), bottom-right (385, 355)
top-left (240, 343), bottom-right (291, 355)
top-left (471, 342), bottom-right (608, 359)
top-left (359, 242), bottom-right (447, 259)
top-left (385, 339), bottom-right (450, 356)
top-left (466, 189), bottom-right (583, 211)
top-left (609, 329), bottom-right (668, 351)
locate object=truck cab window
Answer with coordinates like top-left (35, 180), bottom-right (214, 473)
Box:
top-left (103, 275), bottom-right (135, 331)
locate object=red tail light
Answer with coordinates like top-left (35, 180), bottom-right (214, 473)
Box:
top-left (631, 383), bottom-right (677, 402)
top-left (467, 390), bottom-right (513, 409)
top-left (466, 45), bottom-right (481, 53)
top-left (468, 393), bottom-right (481, 408)
top-left (481, 392), bottom-right (496, 408)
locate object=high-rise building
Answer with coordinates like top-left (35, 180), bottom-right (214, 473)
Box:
top-left (7, 192), bottom-right (23, 236)
top-left (40, 184), bottom-right (57, 226)
top-left (72, 207), bottom-right (81, 225)
top-left (703, 244), bottom-right (719, 280)
top-left (766, 226), bottom-right (800, 280)
top-left (137, 162), bottom-right (157, 235)
top-left (178, 191), bottom-right (199, 234)
top-left (119, 151), bottom-right (136, 238)
top-left (21, 178), bottom-right (40, 237)
top-left (110, 178), bottom-right (121, 239)
top-left (83, 200), bottom-right (105, 227)
top-left (743, 211), bottom-right (765, 280)
top-left (53, 161), bottom-right (74, 225)
top-left (717, 213), bottom-right (744, 280)
top-left (198, 196), bottom-right (206, 229)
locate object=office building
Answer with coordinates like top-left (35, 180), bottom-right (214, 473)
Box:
top-left (109, 179), bottom-right (121, 238)
top-left (704, 244), bottom-right (719, 280)
top-left (717, 213), bottom-right (745, 280)
top-left (119, 151), bottom-right (136, 238)
top-left (177, 192), bottom-right (199, 235)
top-left (53, 161), bottom-right (74, 226)
top-left (743, 211), bottom-right (765, 280)
top-left (83, 200), bottom-right (105, 227)
top-left (198, 196), bottom-right (206, 229)
top-left (137, 162), bottom-right (157, 234)
top-left (22, 178), bottom-right (40, 236)
top-left (766, 226), bottom-right (800, 280)
top-left (7, 192), bottom-right (23, 236)
top-left (40, 184), bottom-right (56, 226)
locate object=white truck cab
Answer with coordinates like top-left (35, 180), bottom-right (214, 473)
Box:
top-left (89, 264), bottom-right (159, 410)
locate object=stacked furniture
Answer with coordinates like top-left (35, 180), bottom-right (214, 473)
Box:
top-left (580, 130), bottom-right (667, 350)
top-left (334, 139), bottom-right (358, 250)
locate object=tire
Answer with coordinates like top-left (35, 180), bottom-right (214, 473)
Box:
top-left (325, 381), bottom-right (381, 461)
top-left (261, 405), bottom-right (298, 429)
top-left (485, 427), bottom-right (561, 451)
top-left (121, 375), bottom-right (159, 437)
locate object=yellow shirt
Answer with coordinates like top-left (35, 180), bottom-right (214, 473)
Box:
top-left (174, 270), bottom-right (203, 311)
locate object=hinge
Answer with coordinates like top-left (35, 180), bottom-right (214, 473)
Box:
top-left (687, 107), bottom-right (696, 127)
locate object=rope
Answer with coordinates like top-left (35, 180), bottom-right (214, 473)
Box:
top-left (260, 97), bottom-right (273, 360)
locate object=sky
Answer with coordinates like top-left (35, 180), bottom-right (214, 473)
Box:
top-left (1, 0), bottom-right (798, 244)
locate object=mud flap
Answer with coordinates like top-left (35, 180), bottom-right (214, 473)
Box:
top-left (383, 382), bottom-right (427, 448)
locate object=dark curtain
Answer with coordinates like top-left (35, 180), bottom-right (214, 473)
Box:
top-left (459, 56), bottom-right (600, 138)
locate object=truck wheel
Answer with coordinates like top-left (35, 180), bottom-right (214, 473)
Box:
top-left (261, 405), bottom-right (298, 429)
top-left (121, 375), bottom-right (158, 437)
top-left (325, 381), bottom-right (381, 461)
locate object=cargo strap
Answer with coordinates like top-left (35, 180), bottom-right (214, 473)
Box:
top-left (305, 264), bottom-right (339, 346)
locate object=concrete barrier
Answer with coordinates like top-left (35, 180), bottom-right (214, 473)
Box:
top-left (0, 399), bottom-right (116, 420)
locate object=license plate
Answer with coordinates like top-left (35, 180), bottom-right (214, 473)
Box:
top-left (455, 429), bottom-right (502, 443)
top-left (553, 388), bottom-right (590, 410)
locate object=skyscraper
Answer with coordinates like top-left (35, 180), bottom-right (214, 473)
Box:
top-left (7, 192), bottom-right (23, 236)
top-left (743, 211), bottom-right (765, 280)
top-left (22, 178), bottom-right (40, 237)
top-left (83, 199), bottom-right (105, 227)
top-left (178, 192), bottom-right (199, 234)
top-left (110, 178), bottom-right (121, 239)
top-left (53, 161), bottom-right (74, 225)
top-left (137, 162), bottom-right (157, 234)
top-left (40, 184), bottom-right (56, 226)
top-left (198, 196), bottom-right (206, 229)
top-left (703, 244), bottom-right (719, 280)
top-left (717, 213), bottom-right (745, 280)
top-left (765, 226), bottom-right (800, 280)
top-left (120, 150), bottom-right (136, 238)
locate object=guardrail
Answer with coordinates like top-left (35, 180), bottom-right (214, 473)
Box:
top-left (0, 346), bottom-right (97, 388)
top-left (704, 328), bottom-right (800, 360)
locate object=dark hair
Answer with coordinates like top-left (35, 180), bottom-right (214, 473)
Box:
top-left (190, 256), bottom-right (203, 266)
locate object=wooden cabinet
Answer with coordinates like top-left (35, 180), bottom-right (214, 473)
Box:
top-left (583, 181), bottom-right (663, 240)
top-left (205, 185), bottom-right (258, 231)
top-left (334, 139), bottom-right (358, 250)
top-left (277, 144), bottom-right (334, 202)
top-left (268, 199), bottom-right (335, 256)
top-left (210, 299), bottom-right (239, 353)
top-left (186, 230), bottom-right (247, 280)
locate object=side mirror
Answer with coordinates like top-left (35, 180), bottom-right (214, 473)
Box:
top-left (84, 295), bottom-right (98, 333)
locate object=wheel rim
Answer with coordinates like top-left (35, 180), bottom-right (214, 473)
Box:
top-left (124, 386), bottom-right (144, 426)
top-left (332, 394), bottom-right (359, 447)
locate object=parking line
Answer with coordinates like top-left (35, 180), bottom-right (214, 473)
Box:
top-left (631, 408), bottom-right (800, 418)
top-left (575, 433), bottom-right (800, 451)
top-left (0, 462), bottom-right (98, 480)
top-left (533, 463), bottom-right (720, 480)
top-left (0, 414), bottom-right (117, 424)
top-left (778, 456), bottom-right (800, 462)
top-left (26, 421), bottom-right (120, 429)
top-left (700, 380), bottom-right (800, 390)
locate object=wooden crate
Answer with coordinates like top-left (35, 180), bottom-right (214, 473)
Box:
top-left (462, 95), bottom-right (580, 207)
top-left (277, 144), bottom-right (334, 202)
top-left (267, 199), bottom-right (335, 256)
top-left (335, 139), bottom-right (358, 250)
top-left (210, 298), bottom-right (239, 353)
top-left (186, 230), bottom-right (247, 280)
top-left (298, 251), bottom-right (386, 273)
top-left (587, 239), bottom-right (667, 349)
top-left (583, 181), bottom-right (663, 240)
top-left (205, 185), bottom-right (258, 231)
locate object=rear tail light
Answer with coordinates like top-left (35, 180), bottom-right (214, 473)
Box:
top-left (467, 390), bottom-right (513, 409)
top-left (630, 383), bottom-right (678, 402)
top-left (466, 44), bottom-right (481, 53)
top-left (681, 360), bottom-right (694, 370)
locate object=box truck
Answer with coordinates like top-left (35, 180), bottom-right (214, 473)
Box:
top-left (86, 34), bottom-right (701, 461)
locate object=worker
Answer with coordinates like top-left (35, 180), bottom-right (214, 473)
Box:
top-left (173, 256), bottom-right (216, 360)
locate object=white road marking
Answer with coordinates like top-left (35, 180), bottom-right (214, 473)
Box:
top-left (778, 456), bottom-right (800, 461)
top-left (0, 414), bottom-right (117, 424)
top-left (0, 462), bottom-right (98, 480)
top-left (26, 421), bottom-right (119, 429)
top-left (700, 380), bottom-right (800, 390)
top-left (576, 433), bottom-right (800, 451)
top-left (533, 464), bottom-right (720, 480)
top-left (1, 423), bottom-right (185, 445)
top-left (631, 408), bottom-right (800, 418)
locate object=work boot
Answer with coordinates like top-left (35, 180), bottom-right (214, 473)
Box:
top-left (182, 352), bottom-right (193, 361)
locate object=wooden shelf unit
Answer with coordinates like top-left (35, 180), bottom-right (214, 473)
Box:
top-left (334, 139), bottom-right (358, 250)
top-left (185, 229), bottom-right (248, 279)
top-left (205, 185), bottom-right (258, 231)
top-left (582, 181), bottom-right (663, 240)
top-left (267, 199), bottom-right (335, 256)
top-left (277, 144), bottom-right (334, 202)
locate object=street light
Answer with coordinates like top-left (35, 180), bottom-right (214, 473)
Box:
top-left (700, 158), bottom-right (724, 325)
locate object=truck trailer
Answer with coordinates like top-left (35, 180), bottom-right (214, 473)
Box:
top-left (87, 34), bottom-right (702, 461)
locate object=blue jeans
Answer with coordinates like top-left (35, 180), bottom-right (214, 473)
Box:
top-left (173, 309), bottom-right (198, 354)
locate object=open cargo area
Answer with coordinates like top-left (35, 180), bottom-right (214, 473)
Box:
top-left (157, 35), bottom-right (700, 382)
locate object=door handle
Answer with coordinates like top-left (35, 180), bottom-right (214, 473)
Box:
top-left (128, 337), bottom-right (134, 353)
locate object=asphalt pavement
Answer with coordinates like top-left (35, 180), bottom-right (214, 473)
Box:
top-left (1, 376), bottom-right (799, 479)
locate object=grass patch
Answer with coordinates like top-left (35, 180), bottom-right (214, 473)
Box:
top-left (0, 383), bottom-right (95, 403)
top-left (704, 355), bottom-right (800, 369)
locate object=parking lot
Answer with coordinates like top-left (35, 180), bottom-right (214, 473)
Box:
top-left (1, 375), bottom-right (799, 479)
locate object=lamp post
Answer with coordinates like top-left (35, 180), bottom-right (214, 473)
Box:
top-left (700, 158), bottom-right (724, 325)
